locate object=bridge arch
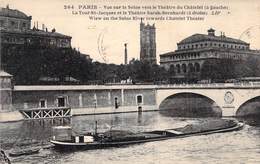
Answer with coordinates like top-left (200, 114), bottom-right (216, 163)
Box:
top-left (157, 90), bottom-right (223, 116)
top-left (236, 95), bottom-right (260, 116)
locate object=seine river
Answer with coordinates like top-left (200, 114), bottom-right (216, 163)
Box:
top-left (1, 111), bottom-right (260, 164)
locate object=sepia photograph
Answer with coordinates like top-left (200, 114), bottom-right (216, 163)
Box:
top-left (0, 0), bottom-right (260, 163)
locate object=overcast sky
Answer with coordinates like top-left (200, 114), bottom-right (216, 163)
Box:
top-left (1, 0), bottom-right (260, 64)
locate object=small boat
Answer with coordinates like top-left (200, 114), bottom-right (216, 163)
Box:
top-left (50, 119), bottom-right (244, 151)
top-left (9, 147), bottom-right (41, 157)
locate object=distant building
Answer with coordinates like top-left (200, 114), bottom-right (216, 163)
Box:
top-left (140, 19), bottom-right (156, 64)
top-left (160, 28), bottom-right (260, 82)
top-left (0, 5), bottom-right (71, 48)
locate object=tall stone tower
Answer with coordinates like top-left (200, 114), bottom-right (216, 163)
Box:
top-left (140, 19), bottom-right (157, 64)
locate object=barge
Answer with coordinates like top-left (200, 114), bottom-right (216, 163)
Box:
top-left (50, 119), bottom-right (244, 150)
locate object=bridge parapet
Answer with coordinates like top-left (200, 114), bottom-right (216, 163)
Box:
top-left (156, 82), bottom-right (260, 89)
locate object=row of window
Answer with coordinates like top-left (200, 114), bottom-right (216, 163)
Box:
top-left (35, 95), bottom-right (144, 109)
top-left (170, 63), bottom-right (201, 74)
top-left (169, 53), bottom-right (201, 60)
top-left (3, 36), bottom-right (70, 48)
top-left (178, 42), bottom-right (248, 50)
top-left (0, 19), bottom-right (28, 29)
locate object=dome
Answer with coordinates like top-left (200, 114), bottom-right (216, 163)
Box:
top-left (178, 33), bottom-right (248, 45)
top-left (0, 6), bottom-right (31, 19)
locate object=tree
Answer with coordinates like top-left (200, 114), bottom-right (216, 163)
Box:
top-left (201, 58), bottom-right (237, 82)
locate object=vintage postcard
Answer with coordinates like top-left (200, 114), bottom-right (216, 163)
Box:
top-left (0, 0), bottom-right (260, 163)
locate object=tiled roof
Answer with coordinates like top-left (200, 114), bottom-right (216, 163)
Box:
top-left (25, 29), bottom-right (72, 38)
top-left (1, 28), bottom-right (71, 39)
top-left (178, 34), bottom-right (248, 45)
top-left (0, 7), bottom-right (30, 19)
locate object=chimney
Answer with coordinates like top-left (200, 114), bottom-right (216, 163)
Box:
top-left (33, 22), bottom-right (36, 30)
top-left (124, 43), bottom-right (128, 65)
top-left (207, 28), bottom-right (215, 36)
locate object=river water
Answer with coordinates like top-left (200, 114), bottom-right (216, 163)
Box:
top-left (1, 111), bottom-right (260, 164)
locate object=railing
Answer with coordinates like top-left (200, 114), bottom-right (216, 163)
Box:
top-left (14, 82), bottom-right (260, 91)
top-left (19, 107), bottom-right (71, 120)
top-left (156, 82), bottom-right (260, 88)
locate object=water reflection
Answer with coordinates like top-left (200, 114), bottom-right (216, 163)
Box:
top-left (159, 107), bottom-right (222, 118)
top-left (238, 116), bottom-right (260, 127)
top-left (0, 118), bottom-right (70, 150)
top-left (137, 112), bottom-right (142, 124)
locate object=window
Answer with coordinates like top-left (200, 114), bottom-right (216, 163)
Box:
top-left (136, 95), bottom-right (143, 105)
top-left (0, 20), bottom-right (4, 27)
top-left (24, 102), bottom-right (28, 109)
top-left (176, 64), bottom-right (181, 73)
top-left (39, 99), bottom-right (47, 108)
top-left (57, 97), bottom-right (67, 107)
top-left (182, 64), bottom-right (187, 73)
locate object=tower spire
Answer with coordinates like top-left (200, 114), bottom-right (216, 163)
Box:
top-left (140, 22), bottom-right (157, 65)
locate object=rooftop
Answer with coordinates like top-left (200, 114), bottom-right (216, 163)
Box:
top-left (0, 5), bottom-right (31, 19)
top-left (1, 28), bottom-right (71, 39)
top-left (178, 29), bottom-right (249, 45)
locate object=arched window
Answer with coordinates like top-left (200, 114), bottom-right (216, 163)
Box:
top-left (195, 63), bottom-right (200, 72)
top-left (188, 63), bottom-right (194, 73)
top-left (169, 65), bottom-right (175, 74)
top-left (182, 64), bottom-right (187, 73)
top-left (176, 64), bottom-right (181, 73)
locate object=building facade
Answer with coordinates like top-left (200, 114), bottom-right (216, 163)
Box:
top-left (0, 5), bottom-right (71, 48)
top-left (140, 20), bottom-right (156, 64)
top-left (160, 28), bottom-right (260, 82)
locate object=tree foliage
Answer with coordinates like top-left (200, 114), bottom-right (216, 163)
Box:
top-left (2, 43), bottom-right (260, 85)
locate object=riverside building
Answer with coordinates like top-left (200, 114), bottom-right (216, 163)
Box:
top-left (160, 28), bottom-right (260, 82)
top-left (0, 5), bottom-right (71, 48)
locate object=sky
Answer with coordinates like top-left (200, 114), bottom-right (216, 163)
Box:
top-left (1, 0), bottom-right (260, 64)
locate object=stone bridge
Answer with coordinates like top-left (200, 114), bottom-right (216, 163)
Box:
top-left (2, 73), bottom-right (260, 120)
top-left (156, 83), bottom-right (260, 116)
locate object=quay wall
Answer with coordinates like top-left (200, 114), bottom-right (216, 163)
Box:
top-left (12, 85), bottom-right (157, 115)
